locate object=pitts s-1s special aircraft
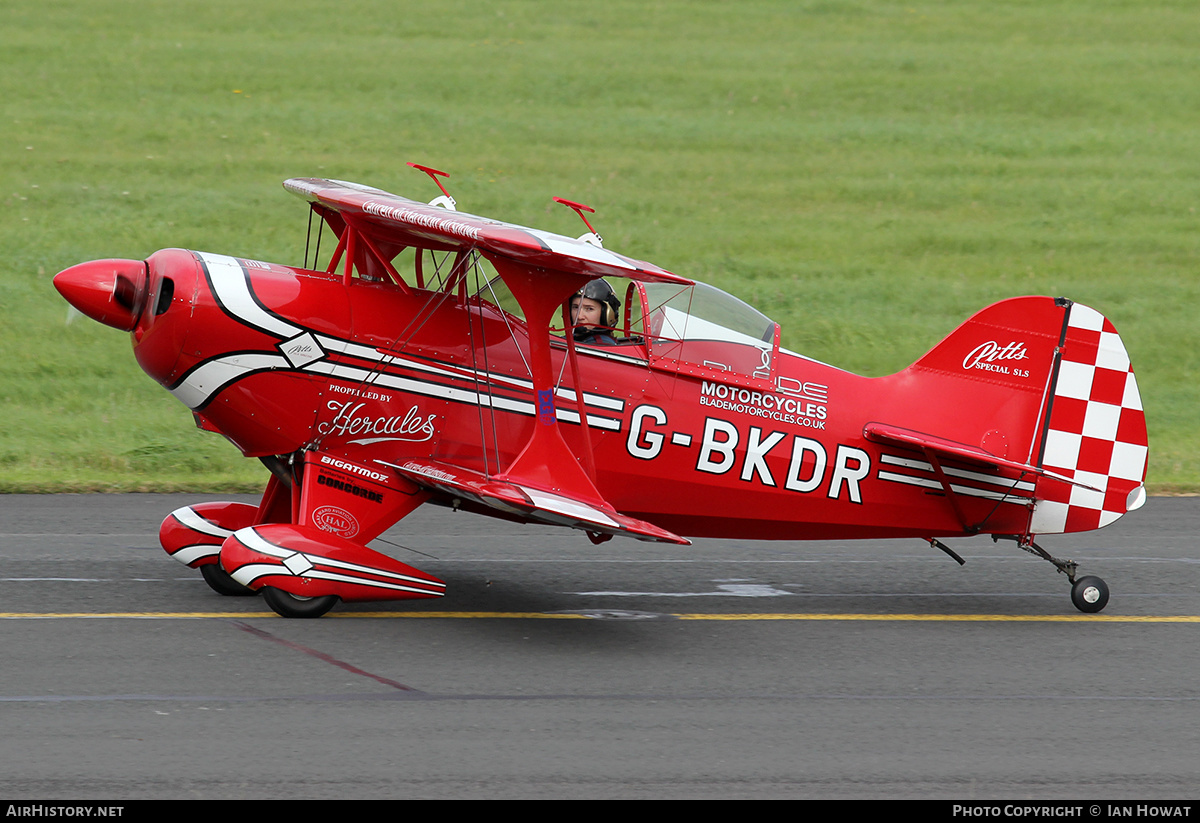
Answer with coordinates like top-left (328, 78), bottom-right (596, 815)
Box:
top-left (54, 164), bottom-right (1149, 617)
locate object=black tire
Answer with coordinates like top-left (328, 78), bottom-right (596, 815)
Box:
top-left (200, 563), bottom-right (258, 597)
top-left (262, 586), bottom-right (339, 618)
top-left (1071, 575), bottom-right (1110, 614)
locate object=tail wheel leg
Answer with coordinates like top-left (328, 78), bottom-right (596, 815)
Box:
top-left (996, 536), bottom-right (1111, 614)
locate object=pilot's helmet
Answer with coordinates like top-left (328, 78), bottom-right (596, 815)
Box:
top-left (576, 278), bottom-right (620, 328)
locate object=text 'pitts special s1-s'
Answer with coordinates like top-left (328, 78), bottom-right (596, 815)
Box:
top-left (54, 164), bottom-right (1148, 617)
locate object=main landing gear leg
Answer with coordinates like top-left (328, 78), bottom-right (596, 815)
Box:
top-left (996, 536), bottom-right (1110, 614)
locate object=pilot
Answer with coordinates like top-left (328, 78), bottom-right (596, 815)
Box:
top-left (570, 278), bottom-right (621, 346)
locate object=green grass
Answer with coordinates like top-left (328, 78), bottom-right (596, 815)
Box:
top-left (2, 0), bottom-right (1197, 492)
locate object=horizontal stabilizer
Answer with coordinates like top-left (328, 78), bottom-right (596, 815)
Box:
top-left (385, 458), bottom-right (690, 545)
top-left (863, 422), bottom-right (1080, 486)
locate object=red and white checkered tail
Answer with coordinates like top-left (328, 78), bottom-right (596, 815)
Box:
top-left (1030, 301), bottom-right (1148, 535)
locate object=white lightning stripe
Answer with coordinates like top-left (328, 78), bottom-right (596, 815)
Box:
top-left (197, 252), bottom-right (301, 338)
top-left (167, 544), bottom-right (220, 565)
top-left (877, 471), bottom-right (1032, 502)
top-left (233, 526), bottom-right (290, 558)
top-left (201, 254), bottom-right (624, 408)
top-left (200, 255), bottom-right (487, 394)
top-left (189, 255), bottom-right (626, 422)
top-left (175, 353), bottom-right (621, 430)
top-left (231, 563), bottom-right (442, 596)
top-left (551, 343), bottom-right (648, 366)
top-left (554, 387), bottom-right (625, 411)
top-left (268, 568), bottom-right (442, 595)
top-left (321, 336), bottom-right (624, 413)
top-left (879, 454), bottom-right (1037, 493)
top-left (317, 337), bottom-right (483, 387)
top-left (312, 361), bottom-right (619, 429)
top-left (554, 408), bottom-right (622, 430)
top-left (308, 361), bottom-right (535, 414)
top-left (229, 563), bottom-right (286, 588)
top-left (169, 506), bottom-right (234, 538)
top-left (193, 254), bottom-right (482, 391)
top-left (231, 528), bottom-right (445, 589)
top-left (171, 354), bottom-right (288, 409)
top-left (300, 553), bottom-right (444, 588)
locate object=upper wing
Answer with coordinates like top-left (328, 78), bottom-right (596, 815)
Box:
top-left (286, 176), bottom-right (692, 546)
top-left (284, 177), bottom-right (692, 286)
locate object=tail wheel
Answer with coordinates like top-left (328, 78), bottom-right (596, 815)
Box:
top-left (200, 563), bottom-right (258, 597)
top-left (1071, 575), bottom-right (1110, 614)
top-left (262, 587), bottom-right (339, 619)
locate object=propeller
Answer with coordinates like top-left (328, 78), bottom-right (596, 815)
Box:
top-left (112, 268), bottom-right (148, 315)
top-left (53, 258), bottom-right (149, 331)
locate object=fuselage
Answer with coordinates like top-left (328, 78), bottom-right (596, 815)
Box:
top-left (53, 247), bottom-right (1042, 542)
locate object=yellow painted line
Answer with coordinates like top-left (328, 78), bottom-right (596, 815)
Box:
top-left (676, 613), bottom-right (1200, 623)
top-left (347, 611), bottom-right (592, 619)
top-left (1, 611), bottom-right (1199, 622)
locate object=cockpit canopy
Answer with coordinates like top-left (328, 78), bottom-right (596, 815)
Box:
top-left (631, 280), bottom-right (780, 389)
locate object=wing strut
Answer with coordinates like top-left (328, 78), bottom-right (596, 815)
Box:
top-left (486, 256), bottom-right (606, 506)
top-left (322, 215), bottom-right (410, 293)
top-left (560, 297), bottom-right (599, 481)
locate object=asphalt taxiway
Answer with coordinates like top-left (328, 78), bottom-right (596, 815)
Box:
top-left (1, 494), bottom-right (1197, 798)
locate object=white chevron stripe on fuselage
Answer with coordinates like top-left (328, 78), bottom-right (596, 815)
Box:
top-left (181, 252), bottom-right (623, 430)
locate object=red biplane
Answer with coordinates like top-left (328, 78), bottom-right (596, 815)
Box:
top-left (53, 166), bottom-right (1149, 617)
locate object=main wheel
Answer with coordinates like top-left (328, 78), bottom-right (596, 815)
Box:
top-left (262, 587), bottom-right (339, 619)
top-left (200, 563), bottom-right (258, 597)
top-left (1071, 575), bottom-right (1109, 614)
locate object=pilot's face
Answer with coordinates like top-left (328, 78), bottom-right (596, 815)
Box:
top-left (571, 296), bottom-right (603, 327)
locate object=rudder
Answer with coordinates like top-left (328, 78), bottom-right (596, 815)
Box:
top-left (1029, 301), bottom-right (1148, 534)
